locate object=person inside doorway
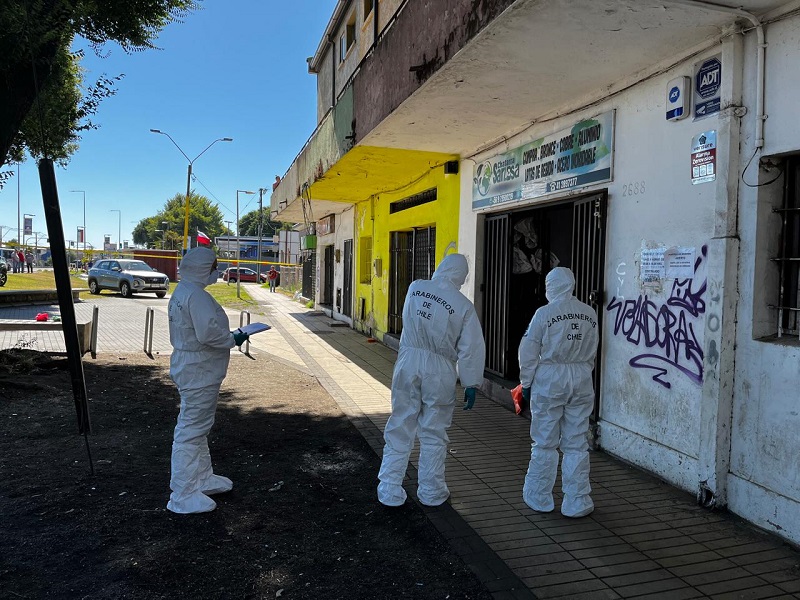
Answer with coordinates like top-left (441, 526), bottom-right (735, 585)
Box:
top-left (377, 253), bottom-right (485, 507)
top-left (518, 267), bottom-right (599, 518)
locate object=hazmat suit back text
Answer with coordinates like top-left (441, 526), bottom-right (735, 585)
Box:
top-left (518, 267), bottom-right (598, 518)
top-left (167, 247), bottom-right (236, 514)
top-left (378, 253), bottom-right (485, 507)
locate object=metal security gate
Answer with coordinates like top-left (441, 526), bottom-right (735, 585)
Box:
top-left (302, 250), bottom-right (316, 299)
top-left (321, 245), bottom-right (334, 306)
top-left (572, 193), bottom-right (607, 417)
top-left (342, 239), bottom-right (353, 318)
top-left (483, 215), bottom-right (510, 376)
top-left (388, 227), bottom-right (436, 334)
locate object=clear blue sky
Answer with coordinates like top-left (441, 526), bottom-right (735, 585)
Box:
top-left (1, 0), bottom-right (336, 250)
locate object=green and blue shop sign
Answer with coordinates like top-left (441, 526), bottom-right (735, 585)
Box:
top-left (472, 111), bottom-right (615, 210)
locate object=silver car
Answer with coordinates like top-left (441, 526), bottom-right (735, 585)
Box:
top-left (88, 259), bottom-right (170, 298)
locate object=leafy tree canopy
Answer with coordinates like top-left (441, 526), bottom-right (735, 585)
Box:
top-left (238, 209), bottom-right (288, 238)
top-left (132, 192), bottom-right (224, 249)
top-left (0, 0), bottom-right (198, 185)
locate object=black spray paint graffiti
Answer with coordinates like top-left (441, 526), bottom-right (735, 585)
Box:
top-left (606, 246), bottom-right (707, 389)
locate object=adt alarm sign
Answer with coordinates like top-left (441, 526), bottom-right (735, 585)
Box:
top-left (694, 55), bottom-right (721, 119)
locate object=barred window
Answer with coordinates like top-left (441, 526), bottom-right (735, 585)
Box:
top-left (773, 156), bottom-right (800, 338)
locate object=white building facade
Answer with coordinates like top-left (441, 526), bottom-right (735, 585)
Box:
top-left (273, 0), bottom-right (800, 545)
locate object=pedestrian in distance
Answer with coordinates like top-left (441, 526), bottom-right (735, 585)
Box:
top-left (166, 247), bottom-right (251, 514)
top-left (16, 249), bottom-right (25, 273)
top-left (377, 253), bottom-right (485, 508)
top-left (11, 250), bottom-right (19, 273)
top-left (518, 267), bottom-right (599, 518)
top-left (267, 265), bottom-right (278, 293)
top-left (25, 250), bottom-right (34, 273)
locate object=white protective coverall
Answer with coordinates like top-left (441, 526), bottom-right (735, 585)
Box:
top-left (167, 247), bottom-right (236, 514)
top-left (519, 267), bottom-right (599, 517)
top-left (377, 254), bottom-right (485, 507)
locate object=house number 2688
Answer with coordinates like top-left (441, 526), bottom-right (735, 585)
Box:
top-left (622, 181), bottom-right (646, 196)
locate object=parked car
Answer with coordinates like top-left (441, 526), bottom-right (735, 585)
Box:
top-left (87, 259), bottom-right (170, 298)
top-left (222, 267), bottom-right (267, 284)
top-left (0, 256), bottom-right (6, 286)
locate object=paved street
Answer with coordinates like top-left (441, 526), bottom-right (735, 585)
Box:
top-left (2, 285), bottom-right (799, 599)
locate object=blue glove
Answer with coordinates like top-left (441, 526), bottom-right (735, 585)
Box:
top-left (522, 387), bottom-right (531, 404)
top-left (232, 330), bottom-right (249, 346)
top-left (463, 387), bottom-right (477, 411)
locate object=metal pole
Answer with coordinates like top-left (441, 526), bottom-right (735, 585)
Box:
top-left (257, 189), bottom-right (263, 277)
top-left (236, 191), bottom-right (241, 299)
top-left (184, 162), bottom-right (192, 254)
top-left (17, 162), bottom-right (20, 246)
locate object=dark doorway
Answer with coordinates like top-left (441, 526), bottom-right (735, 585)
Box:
top-left (321, 245), bottom-right (334, 306)
top-left (342, 239), bottom-right (353, 318)
top-left (482, 192), bottom-right (606, 387)
top-left (302, 250), bottom-right (316, 299)
top-left (388, 226), bottom-right (436, 334)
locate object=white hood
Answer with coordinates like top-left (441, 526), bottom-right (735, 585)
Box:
top-left (545, 267), bottom-right (575, 302)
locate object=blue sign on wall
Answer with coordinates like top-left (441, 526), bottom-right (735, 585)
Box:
top-left (694, 55), bottom-right (721, 119)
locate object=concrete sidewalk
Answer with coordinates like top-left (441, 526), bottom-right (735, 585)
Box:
top-left (246, 286), bottom-right (800, 600)
top-left (3, 285), bottom-right (799, 599)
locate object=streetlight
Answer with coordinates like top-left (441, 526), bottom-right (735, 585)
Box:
top-left (110, 209), bottom-right (121, 253)
top-left (70, 190), bottom-right (86, 258)
top-left (155, 229), bottom-right (166, 249)
top-left (150, 129), bottom-right (233, 253)
top-left (236, 190), bottom-right (255, 299)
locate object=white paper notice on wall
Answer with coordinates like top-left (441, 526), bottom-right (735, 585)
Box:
top-left (641, 248), bottom-right (666, 283)
top-left (665, 247), bottom-right (696, 279)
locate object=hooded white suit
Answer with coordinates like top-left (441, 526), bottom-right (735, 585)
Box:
top-left (167, 247), bottom-right (236, 514)
top-left (519, 267), bottom-right (599, 517)
top-left (378, 254), bottom-right (485, 507)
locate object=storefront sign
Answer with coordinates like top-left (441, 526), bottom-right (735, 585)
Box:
top-left (694, 55), bottom-right (721, 119)
top-left (691, 130), bottom-right (716, 185)
top-left (317, 214), bottom-right (335, 236)
top-left (472, 111), bottom-right (614, 210)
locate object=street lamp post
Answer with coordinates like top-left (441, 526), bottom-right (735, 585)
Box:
top-left (69, 190), bottom-right (86, 259)
top-left (236, 190), bottom-right (255, 299)
top-left (110, 210), bottom-right (121, 254)
top-left (150, 129), bottom-right (232, 254)
top-left (162, 221), bottom-right (169, 249)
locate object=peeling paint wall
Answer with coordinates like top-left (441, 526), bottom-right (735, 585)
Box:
top-left (728, 14), bottom-right (800, 544)
top-left (353, 0), bottom-right (515, 142)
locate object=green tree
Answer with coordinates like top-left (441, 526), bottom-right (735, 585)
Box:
top-left (0, 0), bottom-right (197, 179)
top-left (238, 209), bottom-right (286, 237)
top-left (132, 192), bottom-right (225, 249)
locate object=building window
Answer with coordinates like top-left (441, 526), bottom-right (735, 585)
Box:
top-left (389, 188), bottom-right (437, 214)
top-left (774, 156), bottom-right (800, 338)
top-left (363, 0), bottom-right (373, 21)
top-left (339, 12), bottom-right (356, 62)
top-left (359, 236), bottom-right (372, 283)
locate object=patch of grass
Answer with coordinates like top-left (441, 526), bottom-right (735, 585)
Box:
top-left (2, 270), bottom-right (92, 299)
top-left (206, 282), bottom-right (257, 310)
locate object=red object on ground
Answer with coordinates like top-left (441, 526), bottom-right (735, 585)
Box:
top-left (35, 313), bottom-right (49, 322)
top-left (511, 384), bottom-right (527, 415)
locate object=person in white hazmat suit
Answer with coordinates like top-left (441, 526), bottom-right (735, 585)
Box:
top-left (519, 267), bottom-right (599, 518)
top-left (167, 247), bottom-right (250, 514)
top-left (377, 253), bottom-right (485, 507)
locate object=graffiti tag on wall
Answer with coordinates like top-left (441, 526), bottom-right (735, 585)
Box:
top-left (606, 246), bottom-right (707, 389)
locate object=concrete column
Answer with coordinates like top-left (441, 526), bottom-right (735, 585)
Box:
top-left (697, 32), bottom-right (744, 507)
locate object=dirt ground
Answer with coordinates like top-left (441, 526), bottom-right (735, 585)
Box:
top-left (0, 349), bottom-right (492, 600)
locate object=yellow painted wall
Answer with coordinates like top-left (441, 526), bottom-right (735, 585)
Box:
top-left (353, 165), bottom-right (460, 339)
